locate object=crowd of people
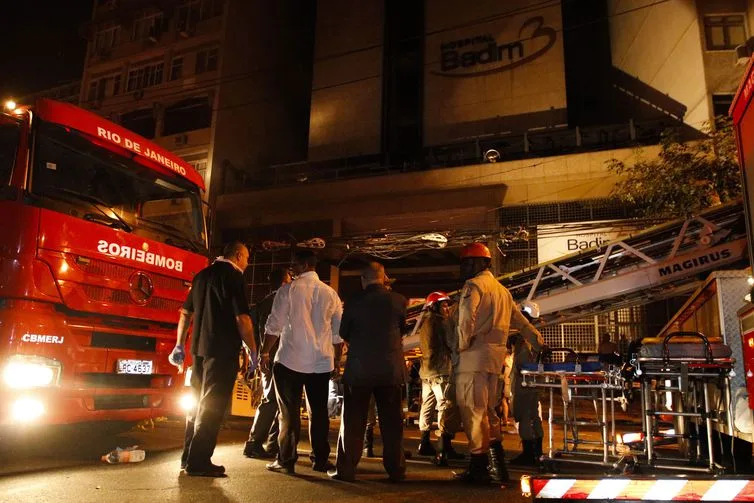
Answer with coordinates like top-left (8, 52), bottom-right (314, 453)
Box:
top-left (169, 240), bottom-right (544, 483)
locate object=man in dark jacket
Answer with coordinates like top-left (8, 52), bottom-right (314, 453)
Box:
top-left (171, 241), bottom-right (256, 477)
top-left (328, 262), bottom-right (407, 482)
top-left (243, 267), bottom-right (292, 458)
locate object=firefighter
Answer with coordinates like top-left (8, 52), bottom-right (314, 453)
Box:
top-left (416, 291), bottom-right (464, 465)
top-left (508, 300), bottom-right (545, 466)
top-left (453, 243), bottom-right (544, 484)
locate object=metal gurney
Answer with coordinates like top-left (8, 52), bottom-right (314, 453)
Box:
top-left (636, 331), bottom-right (734, 474)
top-left (520, 348), bottom-right (629, 471)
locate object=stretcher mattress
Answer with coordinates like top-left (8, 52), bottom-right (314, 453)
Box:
top-left (637, 336), bottom-right (732, 360)
top-left (520, 362), bottom-right (603, 372)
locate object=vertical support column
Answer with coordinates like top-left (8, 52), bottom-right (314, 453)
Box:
top-left (330, 218), bottom-right (342, 294)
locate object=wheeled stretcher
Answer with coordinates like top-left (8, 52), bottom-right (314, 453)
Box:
top-left (636, 331), bottom-right (734, 474)
top-left (520, 348), bottom-right (629, 471)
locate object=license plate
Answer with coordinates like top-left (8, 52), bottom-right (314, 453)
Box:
top-left (116, 359), bottom-right (153, 375)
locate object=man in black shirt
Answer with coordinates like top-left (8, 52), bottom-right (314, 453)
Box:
top-left (328, 262), bottom-right (407, 482)
top-left (170, 241), bottom-right (256, 477)
top-left (243, 267), bottom-right (291, 459)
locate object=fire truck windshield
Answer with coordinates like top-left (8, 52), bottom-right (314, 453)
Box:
top-left (31, 122), bottom-right (207, 254)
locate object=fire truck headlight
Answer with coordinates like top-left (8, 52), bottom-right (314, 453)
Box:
top-left (11, 397), bottom-right (45, 422)
top-left (520, 475), bottom-right (532, 497)
top-left (179, 391), bottom-right (197, 413)
top-left (3, 356), bottom-right (61, 388)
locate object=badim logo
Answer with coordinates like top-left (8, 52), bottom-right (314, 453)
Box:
top-left (435, 16), bottom-right (557, 77)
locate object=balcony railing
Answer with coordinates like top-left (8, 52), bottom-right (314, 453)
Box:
top-left (222, 117), bottom-right (698, 195)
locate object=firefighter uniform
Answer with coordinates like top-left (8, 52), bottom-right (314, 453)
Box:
top-left (416, 292), bottom-right (463, 462)
top-left (454, 249), bottom-right (543, 483)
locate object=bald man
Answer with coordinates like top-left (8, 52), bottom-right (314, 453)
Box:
top-left (328, 262), bottom-right (407, 482)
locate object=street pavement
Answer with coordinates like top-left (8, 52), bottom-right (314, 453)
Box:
top-left (0, 419), bottom-right (535, 503)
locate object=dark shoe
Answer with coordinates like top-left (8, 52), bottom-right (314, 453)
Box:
top-left (417, 430), bottom-right (437, 456)
top-left (313, 460), bottom-right (336, 472)
top-left (488, 441), bottom-right (509, 484)
top-left (266, 460), bottom-right (295, 474)
top-left (327, 469), bottom-right (355, 482)
top-left (509, 439), bottom-right (536, 466)
top-left (243, 440), bottom-right (274, 459)
top-left (388, 472), bottom-right (406, 483)
top-left (453, 454), bottom-right (491, 484)
top-left (186, 463), bottom-right (226, 477)
top-left (363, 427), bottom-right (375, 458)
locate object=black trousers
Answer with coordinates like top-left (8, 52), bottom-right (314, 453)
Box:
top-left (273, 362), bottom-right (331, 468)
top-left (247, 368), bottom-right (279, 452)
top-left (336, 384), bottom-right (406, 479)
top-left (181, 355), bottom-right (239, 469)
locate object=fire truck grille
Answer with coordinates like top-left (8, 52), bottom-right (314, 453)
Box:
top-left (84, 285), bottom-right (183, 311)
top-left (74, 256), bottom-right (186, 290)
top-left (93, 395), bottom-right (150, 410)
top-left (80, 373), bottom-right (165, 389)
top-left (91, 332), bottom-right (157, 352)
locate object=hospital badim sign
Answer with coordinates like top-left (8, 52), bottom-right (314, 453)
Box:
top-left (435, 16), bottom-right (557, 77)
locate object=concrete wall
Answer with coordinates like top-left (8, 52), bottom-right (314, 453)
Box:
top-left (608, 0), bottom-right (710, 127)
top-left (307, 0), bottom-right (384, 161)
top-left (215, 145), bottom-right (659, 229)
top-left (210, 0), bottom-right (314, 201)
top-left (424, 0), bottom-right (568, 146)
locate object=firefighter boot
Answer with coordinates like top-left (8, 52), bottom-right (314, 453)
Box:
top-left (488, 440), bottom-right (510, 484)
top-left (509, 439), bottom-right (536, 466)
top-left (453, 453), bottom-right (491, 484)
top-left (363, 426), bottom-right (375, 458)
top-left (434, 433), bottom-right (465, 466)
top-left (417, 430), bottom-right (437, 456)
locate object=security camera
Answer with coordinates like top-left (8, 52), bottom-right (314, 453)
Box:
top-left (484, 149), bottom-right (501, 163)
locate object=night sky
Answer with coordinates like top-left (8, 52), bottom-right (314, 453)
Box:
top-left (0, 0), bottom-right (91, 99)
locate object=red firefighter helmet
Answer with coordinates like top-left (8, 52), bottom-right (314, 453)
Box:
top-left (426, 291), bottom-right (450, 307)
top-left (460, 242), bottom-right (492, 259)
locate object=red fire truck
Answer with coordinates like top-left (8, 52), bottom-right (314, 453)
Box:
top-left (0, 99), bottom-right (208, 428)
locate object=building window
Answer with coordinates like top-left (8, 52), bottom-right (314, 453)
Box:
top-left (170, 56), bottom-right (184, 81)
top-left (188, 158), bottom-right (208, 184)
top-left (86, 74), bottom-right (122, 103)
top-left (704, 15), bottom-right (746, 50)
top-left (177, 0), bottom-right (224, 31)
top-left (132, 11), bottom-right (165, 41)
top-left (195, 47), bottom-right (218, 74)
top-left (126, 62), bottom-right (164, 92)
top-left (93, 24), bottom-right (120, 54)
top-left (120, 108), bottom-right (156, 139)
top-left (712, 94), bottom-right (735, 117)
top-left (163, 97), bottom-right (212, 135)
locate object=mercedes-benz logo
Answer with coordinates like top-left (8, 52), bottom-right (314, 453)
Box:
top-left (129, 271), bottom-right (154, 304)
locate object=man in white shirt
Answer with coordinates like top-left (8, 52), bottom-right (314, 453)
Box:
top-left (259, 250), bottom-right (344, 475)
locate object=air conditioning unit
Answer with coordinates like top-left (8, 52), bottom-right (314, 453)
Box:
top-left (174, 134), bottom-right (189, 146)
top-left (736, 37), bottom-right (754, 65)
top-left (177, 20), bottom-right (194, 38)
top-left (147, 25), bottom-right (160, 43)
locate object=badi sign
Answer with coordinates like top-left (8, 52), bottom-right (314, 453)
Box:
top-left (537, 222), bottom-right (639, 263)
